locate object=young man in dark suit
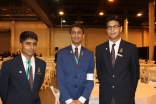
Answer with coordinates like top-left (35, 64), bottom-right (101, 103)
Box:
top-left (57, 24), bottom-right (94, 104)
top-left (0, 31), bottom-right (46, 104)
top-left (96, 15), bottom-right (140, 104)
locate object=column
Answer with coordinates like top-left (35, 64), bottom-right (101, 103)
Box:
top-left (142, 29), bottom-right (148, 47)
top-left (124, 7), bottom-right (128, 41)
top-left (51, 27), bottom-right (54, 56)
top-left (83, 27), bottom-right (86, 47)
top-left (124, 17), bottom-right (128, 41)
top-left (149, 0), bottom-right (155, 60)
top-left (49, 27), bottom-right (53, 56)
top-left (11, 21), bottom-right (15, 54)
top-left (47, 27), bottom-right (51, 56)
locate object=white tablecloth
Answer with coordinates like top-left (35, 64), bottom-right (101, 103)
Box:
top-left (89, 81), bottom-right (156, 104)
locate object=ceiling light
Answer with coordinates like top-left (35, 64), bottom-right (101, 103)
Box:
top-left (137, 13), bottom-right (142, 16)
top-left (99, 12), bottom-right (104, 16)
top-left (62, 20), bottom-right (66, 22)
top-left (59, 11), bottom-right (64, 15)
top-left (109, 0), bottom-right (114, 1)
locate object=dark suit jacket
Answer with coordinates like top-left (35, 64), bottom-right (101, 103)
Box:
top-left (57, 45), bottom-right (94, 102)
top-left (54, 51), bottom-right (58, 63)
top-left (0, 55), bottom-right (46, 104)
top-left (96, 40), bottom-right (140, 104)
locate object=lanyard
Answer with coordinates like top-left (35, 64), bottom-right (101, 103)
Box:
top-left (74, 55), bottom-right (78, 64)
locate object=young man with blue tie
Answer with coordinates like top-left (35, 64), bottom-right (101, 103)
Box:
top-left (96, 15), bottom-right (140, 104)
top-left (57, 24), bottom-right (94, 104)
top-left (0, 31), bottom-right (46, 104)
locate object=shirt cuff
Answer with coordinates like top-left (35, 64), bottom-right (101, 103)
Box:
top-left (65, 98), bottom-right (73, 104)
top-left (78, 96), bottom-right (86, 103)
top-left (87, 73), bottom-right (94, 80)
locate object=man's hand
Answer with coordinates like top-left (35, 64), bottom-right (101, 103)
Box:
top-left (69, 100), bottom-right (83, 104)
top-left (74, 100), bottom-right (83, 104)
top-left (69, 100), bottom-right (77, 104)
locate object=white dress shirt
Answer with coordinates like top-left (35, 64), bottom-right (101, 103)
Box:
top-left (65, 44), bottom-right (86, 104)
top-left (109, 38), bottom-right (121, 59)
top-left (71, 44), bottom-right (81, 58)
top-left (21, 53), bottom-right (35, 80)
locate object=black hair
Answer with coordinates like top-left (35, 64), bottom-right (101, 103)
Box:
top-left (69, 24), bottom-right (84, 34)
top-left (105, 15), bottom-right (123, 26)
top-left (20, 31), bottom-right (38, 43)
top-left (55, 47), bottom-right (59, 51)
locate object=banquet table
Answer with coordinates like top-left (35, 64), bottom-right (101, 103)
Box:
top-left (89, 81), bottom-right (156, 104)
top-left (140, 64), bottom-right (150, 67)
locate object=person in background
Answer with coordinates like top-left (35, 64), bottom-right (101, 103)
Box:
top-left (11, 53), bottom-right (16, 57)
top-left (6, 51), bottom-right (11, 57)
top-left (54, 47), bottom-right (59, 63)
top-left (96, 15), bottom-right (140, 104)
top-left (34, 53), bottom-right (37, 57)
top-left (3, 51), bottom-right (7, 58)
top-left (0, 31), bottom-right (46, 104)
top-left (57, 24), bottom-right (94, 104)
top-left (39, 53), bottom-right (42, 57)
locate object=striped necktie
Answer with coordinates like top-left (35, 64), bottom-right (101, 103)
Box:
top-left (75, 47), bottom-right (78, 64)
top-left (111, 44), bottom-right (116, 67)
top-left (26, 60), bottom-right (33, 90)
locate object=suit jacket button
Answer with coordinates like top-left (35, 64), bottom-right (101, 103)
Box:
top-left (75, 85), bottom-right (77, 88)
top-left (75, 76), bottom-right (77, 79)
top-left (112, 86), bottom-right (115, 88)
top-left (112, 75), bottom-right (115, 77)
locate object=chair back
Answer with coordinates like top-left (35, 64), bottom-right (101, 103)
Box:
top-left (140, 67), bottom-right (148, 83)
top-left (148, 68), bottom-right (156, 82)
top-left (50, 86), bottom-right (60, 104)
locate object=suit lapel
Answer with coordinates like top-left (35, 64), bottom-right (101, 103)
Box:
top-left (78, 46), bottom-right (85, 67)
top-left (33, 58), bottom-right (40, 91)
top-left (114, 40), bottom-right (125, 68)
top-left (104, 41), bottom-right (113, 68)
top-left (15, 55), bottom-right (31, 90)
top-left (68, 45), bottom-right (85, 68)
top-left (68, 45), bottom-right (78, 67)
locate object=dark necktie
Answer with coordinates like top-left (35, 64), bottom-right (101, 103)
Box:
top-left (75, 47), bottom-right (78, 64)
top-left (27, 61), bottom-right (33, 90)
top-left (75, 47), bottom-right (78, 59)
top-left (111, 44), bottom-right (116, 67)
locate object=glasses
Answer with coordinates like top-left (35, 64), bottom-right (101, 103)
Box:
top-left (71, 31), bottom-right (83, 35)
top-left (107, 25), bottom-right (120, 31)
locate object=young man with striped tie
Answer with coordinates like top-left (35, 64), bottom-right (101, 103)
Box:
top-left (57, 24), bottom-right (94, 104)
top-left (96, 15), bottom-right (140, 104)
top-left (0, 31), bottom-right (46, 104)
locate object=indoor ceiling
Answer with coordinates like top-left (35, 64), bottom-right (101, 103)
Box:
top-left (0, 0), bottom-right (152, 28)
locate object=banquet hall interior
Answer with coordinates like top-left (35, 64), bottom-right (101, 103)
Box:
top-left (0, 0), bottom-right (156, 104)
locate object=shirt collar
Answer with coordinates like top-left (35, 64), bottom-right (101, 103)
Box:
top-left (109, 38), bottom-right (121, 48)
top-left (21, 53), bottom-right (34, 64)
top-left (71, 44), bottom-right (81, 52)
